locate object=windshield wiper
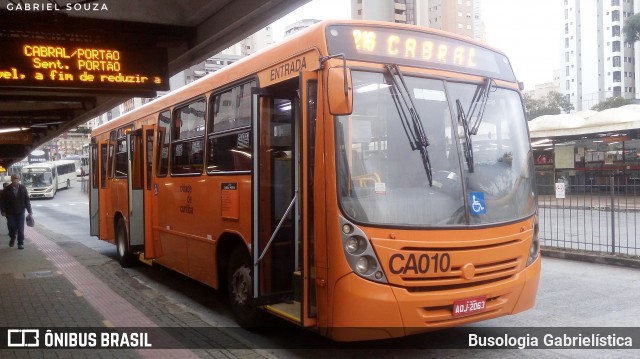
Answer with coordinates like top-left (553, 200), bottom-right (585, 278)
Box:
top-left (456, 99), bottom-right (474, 173)
top-left (457, 77), bottom-right (495, 173)
top-left (384, 64), bottom-right (433, 187)
top-left (467, 77), bottom-right (495, 136)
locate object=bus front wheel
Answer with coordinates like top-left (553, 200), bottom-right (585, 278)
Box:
top-left (115, 219), bottom-right (137, 267)
top-left (227, 247), bottom-right (263, 328)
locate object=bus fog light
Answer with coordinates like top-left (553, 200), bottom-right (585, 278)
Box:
top-left (356, 256), bottom-right (377, 274)
top-left (356, 257), bottom-right (369, 273)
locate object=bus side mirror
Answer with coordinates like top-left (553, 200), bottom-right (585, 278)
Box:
top-left (327, 67), bottom-right (353, 115)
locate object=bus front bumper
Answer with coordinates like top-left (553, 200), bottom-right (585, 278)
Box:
top-left (328, 256), bottom-right (541, 341)
top-left (29, 191), bottom-right (54, 198)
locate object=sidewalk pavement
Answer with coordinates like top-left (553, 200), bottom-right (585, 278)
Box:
top-left (0, 219), bottom-right (270, 358)
top-left (538, 193), bottom-right (640, 211)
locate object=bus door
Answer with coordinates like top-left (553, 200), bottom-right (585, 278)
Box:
top-left (251, 72), bottom-right (319, 326)
top-left (252, 83), bottom-right (301, 321)
top-left (89, 143), bottom-right (99, 237)
top-left (142, 125), bottom-right (161, 258)
top-left (299, 71), bottom-right (319, 327)
top-left (97, 140), bottom-right (110, 240)
top-left (125, 127), bottom-right (154, 255)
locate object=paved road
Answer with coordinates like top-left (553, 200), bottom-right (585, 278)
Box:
top-left (27, 184), bottom-right (640, 358)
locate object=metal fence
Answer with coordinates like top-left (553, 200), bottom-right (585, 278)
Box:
top-left (537, 176), bottom-right (640, 257)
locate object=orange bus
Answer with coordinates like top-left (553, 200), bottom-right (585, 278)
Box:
top-left (89, 20), bottom-right (540, 341)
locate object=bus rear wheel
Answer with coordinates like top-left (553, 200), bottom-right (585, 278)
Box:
top-left (227, 247), bottom-right (263, 328)
top-left (115, 219), bottom-right (137, 267)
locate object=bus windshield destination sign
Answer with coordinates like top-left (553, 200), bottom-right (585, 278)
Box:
top-left (326, 25), bottom-right (516, 82)
top-left (0, 39), bottom-right (169, 93)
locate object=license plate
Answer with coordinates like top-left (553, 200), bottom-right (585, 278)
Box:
top-left (452, 296), bottom-right (486, 317)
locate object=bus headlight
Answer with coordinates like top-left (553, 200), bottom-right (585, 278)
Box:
top-left (339, 216), bottom-right (387, 284)
top-left (345, 236), bottom-right (366, 255)
top-left (527, 216), bottom-right (540, 266)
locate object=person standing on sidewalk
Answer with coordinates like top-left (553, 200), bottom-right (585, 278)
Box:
top-left (0, 174), bottom-right (33, 250)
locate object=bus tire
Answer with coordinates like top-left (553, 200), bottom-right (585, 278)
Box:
top-left (115, 219), bottom-right (137, 267)
top-left (228, 246), bottom-right (263, 329)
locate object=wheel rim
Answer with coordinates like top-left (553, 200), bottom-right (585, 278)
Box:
top-left (231, 265), bottom-right (251, 306)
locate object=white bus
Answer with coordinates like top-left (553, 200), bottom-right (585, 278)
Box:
top-left (66, 154), bottom-right (89, 177)
top-left (21, 160), bottom-right (76, 198)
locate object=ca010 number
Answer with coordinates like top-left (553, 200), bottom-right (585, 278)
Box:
top-left (388, 252), bottom-right (451, 275)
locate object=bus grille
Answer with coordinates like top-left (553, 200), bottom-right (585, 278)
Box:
top-left (383, 236), bottom-right (526, 291)
top-left (402, 257), bottom-right (520, 292)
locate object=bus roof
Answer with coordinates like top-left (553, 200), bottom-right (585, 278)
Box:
top-left (91, 19), bottom-right (513, 138)
top-left (22, 160), bottom-right (76, 169)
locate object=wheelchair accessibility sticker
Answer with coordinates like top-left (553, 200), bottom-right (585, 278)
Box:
top-left (469, 192), bottom-right (486, 215)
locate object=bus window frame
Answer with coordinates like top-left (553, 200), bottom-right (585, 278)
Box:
top-left (206, 79), bottom-right (256, 175)
top-left (91, 143), bottom-right (98, 190)
top-left (156, 109), bottom-right (171, 177)
top-left (107, 130), bottom-right (116, 178)
top-left (113, 125), bottom-right (135, 179)
top-left (100, 143), bottom-right (108, 188)
top-left (170, 97), bottom-right (206, 176)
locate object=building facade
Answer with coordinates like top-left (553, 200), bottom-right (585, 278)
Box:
top-left (173, 26), bottom-right (274, 87)
top-left (351, 0), bottom-right (484, 40)
top-left (524, 69), bottom-right (562, 100)
top-left (284, 19), bottom-right (321, 37)
top-left (426, 0), bottom-right (484, 40)
top-left (562, 0), bottom-right (637, 111)
top-left (352, 0), bottom-right (410, 23)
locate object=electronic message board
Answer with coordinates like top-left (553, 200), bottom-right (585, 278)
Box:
top-left (326, 24), bottom-right (516, 82)
top-left (0, 39), bottom-right (169, 93)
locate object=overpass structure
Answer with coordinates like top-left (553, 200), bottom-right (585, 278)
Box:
top-left (0, 0), bottom-right (310, 168)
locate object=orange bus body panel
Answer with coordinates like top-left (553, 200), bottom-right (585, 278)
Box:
top-left (89, 20), bottom-right (540, 342)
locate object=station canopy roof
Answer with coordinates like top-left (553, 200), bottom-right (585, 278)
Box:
top-left (529, 105), bottom-right (640, 139)
top-left (0, 0), bottom-right (310, 168)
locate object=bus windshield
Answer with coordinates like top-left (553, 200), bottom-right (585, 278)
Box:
top-left (335, 70), bottom-right (535, 227)
top-left (23, 171), bottom-right (53, 188)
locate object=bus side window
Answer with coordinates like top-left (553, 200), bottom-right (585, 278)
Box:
top-left (91, 145), bottom-right (98, 189)
top-left (171, 99), bottom-right (205, 175)
top-left (100, 143), bottom-right (108, 188)
top-left (115, 137), bottom-right (128, 178)
top-left (157, 110), bottom-right (171, 176)
top-left (107, 131), bottom-right (116, 178)
top-left (207, 80), bottom-right (254, 173)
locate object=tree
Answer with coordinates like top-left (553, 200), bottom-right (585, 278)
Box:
top-left (591, 97), bottom-right (631, 111)
top-left (523, 91), bottom-right (574, 121)
top-left (624, 13), bottom-right (640, 44)
top-left (546, 91), bottom-right (574, 114)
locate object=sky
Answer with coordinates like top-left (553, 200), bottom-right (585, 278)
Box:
top-left (271, 0), bottom-right (564, 91)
